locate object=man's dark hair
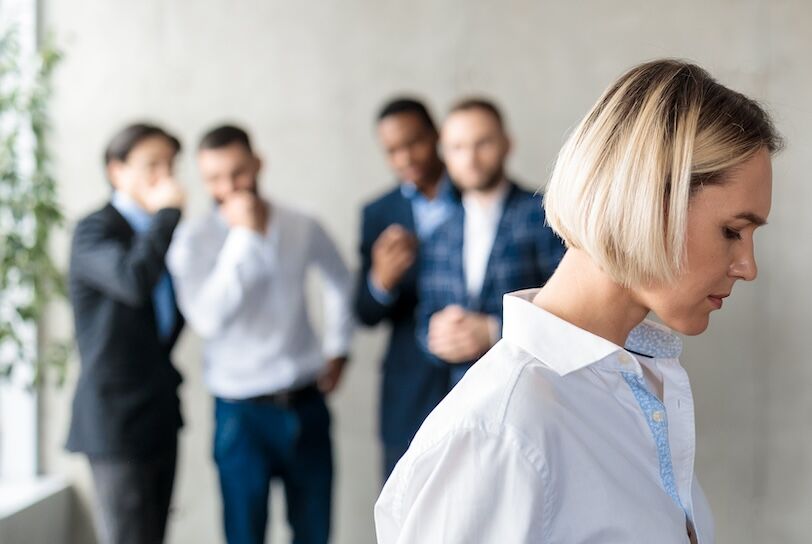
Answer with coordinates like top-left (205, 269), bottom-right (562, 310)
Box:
top-left (104, 123), bottom-right (181, 166)
top-left (448, 97), bottom-right (505, 129)
top-left (377, 97), bottom-right (437, 133)
top-left (198, 124), bottom-right (253, 153)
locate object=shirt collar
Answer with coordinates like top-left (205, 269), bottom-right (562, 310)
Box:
top-left (399, 171), bottom-right (454, 202)
top-left (502, 289), bottom-right (683, 377)
top-left (111, 191), bottom-right (152, 233)
top-left (462, 178), bottom-right (511, 219)
top-left (399, 181), bottom-right (418, 200)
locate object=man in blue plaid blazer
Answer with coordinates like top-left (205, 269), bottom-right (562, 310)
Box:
top-left (418, 99), bottom-right (565, 386)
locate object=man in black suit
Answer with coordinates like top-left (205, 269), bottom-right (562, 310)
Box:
top-left (66, 123), bottom-right (186, 544)
top-left (356, 98), bottom-right (458, 479)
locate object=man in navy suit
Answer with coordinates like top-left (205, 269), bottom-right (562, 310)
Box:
top-left (67, 123), bottom-right (186, 544)
top-left (419, 99), bottom-right (565, 386)
top-left (355, 98), bottom-right (459, 479)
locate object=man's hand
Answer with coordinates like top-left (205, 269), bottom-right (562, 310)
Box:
top-left (220, 192), bottom-right (267, 233)
top-left (427, 305), bottom-right (499, 363)
top-left (317, 356), bottom-right (348, 395)
top-left (144, 176), bottom-right (185, 213)
top-left (370, 225), bottom-right (417, 292)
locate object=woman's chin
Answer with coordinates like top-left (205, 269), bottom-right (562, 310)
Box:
top-left (666, 314), bottom-right (710, 336)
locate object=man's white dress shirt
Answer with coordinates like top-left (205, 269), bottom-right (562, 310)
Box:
top-left (375, 289), bottom-right (714, 544)
top-left (462, 181), bottom-right (509, 298)
top-left (167, 203), bottom-right (354, 399)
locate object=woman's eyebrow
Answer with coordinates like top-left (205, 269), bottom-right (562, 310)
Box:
top-left (734, 212), bottom-right (768, 226)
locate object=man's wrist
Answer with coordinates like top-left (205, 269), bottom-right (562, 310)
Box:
top-left (368, 271), bottom-right (396, 305)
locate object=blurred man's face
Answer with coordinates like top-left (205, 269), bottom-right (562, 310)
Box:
top-left (377, 112), bottom-right (440, 188)
top-left (108, 135), bottom-right (178, 209)
top-left (441, 109), bottom-right (510, 192)
top-left (197, 142), bottom-right (261, 204)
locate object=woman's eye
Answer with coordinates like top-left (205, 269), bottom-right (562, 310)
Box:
top-left (724, 227), bottom-right (742, 240)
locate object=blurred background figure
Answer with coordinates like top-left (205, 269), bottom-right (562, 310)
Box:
top-left (355, 99), bottom-right (458, 480)
top-left (418, 99), bottom-right (565, 386)
top-left (167, 125), bottom-right (354, 544)
top-left (66, 124), bottom-right (186, 544)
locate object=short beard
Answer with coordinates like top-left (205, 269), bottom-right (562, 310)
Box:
top-left (476, 165), bottom-right (506, 192)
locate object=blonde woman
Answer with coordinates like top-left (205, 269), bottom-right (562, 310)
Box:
top-left (374, 60), bottom-right (782, 544)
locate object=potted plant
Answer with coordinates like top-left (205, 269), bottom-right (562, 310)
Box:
top-left (0, 27), bottom-right (68, 386)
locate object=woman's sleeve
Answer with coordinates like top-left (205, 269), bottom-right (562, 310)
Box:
top-left (375, 423), bottom-right (549, 543)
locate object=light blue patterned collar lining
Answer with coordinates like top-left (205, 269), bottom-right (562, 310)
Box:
top-left (625, 320), bottom-right (683, 359)
top-left (502, 289), bottom-right (683, 377)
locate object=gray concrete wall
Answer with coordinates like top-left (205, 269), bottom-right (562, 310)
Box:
top-left (39, 1), bottom-right (812, 543)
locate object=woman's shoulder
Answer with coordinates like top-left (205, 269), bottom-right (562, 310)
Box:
top-left (377, 344), bottom-right (559, 541)
top-left (405, 341), bottom-right (571, 468)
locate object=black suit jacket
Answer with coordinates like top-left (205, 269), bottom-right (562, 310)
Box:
top-left (66, 203), bottom-right (184, 460)
top-left (355, 186), bottom-right (452, 448)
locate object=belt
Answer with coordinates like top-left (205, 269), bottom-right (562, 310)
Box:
top-left (228, 383), bottom-right (320, 408)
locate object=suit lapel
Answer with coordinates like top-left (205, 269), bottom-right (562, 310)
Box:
top-left (103, 202), bottom-right (136, 239)
top-left (447, 207), bottom-right (467, 305)
top-left (391, 188), bottom-right (416, 233)
top-left (389, 188), bottom-right (418, 289)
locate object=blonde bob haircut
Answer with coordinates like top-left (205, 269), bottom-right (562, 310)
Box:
top-left (544, 59), bottom-right (782, 287)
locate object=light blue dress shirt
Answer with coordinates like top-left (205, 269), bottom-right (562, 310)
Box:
top-left (367, 175), bottom-right (456, 305)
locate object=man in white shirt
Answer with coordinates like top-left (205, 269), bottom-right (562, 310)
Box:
top-left (167, 125), bottom-right (354, 544)
top-left (418, 99), bottom-right (564, 386)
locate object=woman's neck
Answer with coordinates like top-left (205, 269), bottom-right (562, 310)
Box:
top-left (532, 249), bottom-right (650, 347)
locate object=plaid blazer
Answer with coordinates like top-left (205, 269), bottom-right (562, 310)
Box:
top-left (354, 183), bottom-right (458, 448)
top-left (417, 181), bottom-right (565, 385)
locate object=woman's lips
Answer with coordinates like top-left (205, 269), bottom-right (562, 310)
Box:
top-left (708, 293), bottom-right (730, 309)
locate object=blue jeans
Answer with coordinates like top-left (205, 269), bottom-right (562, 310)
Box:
top-left (213, 391), bottom-right (333, 544)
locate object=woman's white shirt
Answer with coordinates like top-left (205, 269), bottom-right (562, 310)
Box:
top-left (375, 289), bottom-right (714, 544)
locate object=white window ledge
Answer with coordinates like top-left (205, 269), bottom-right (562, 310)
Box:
top-left (0, 476), bottom-right (70, 544)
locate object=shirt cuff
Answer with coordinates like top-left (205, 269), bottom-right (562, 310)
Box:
top-left (322, 321), bottom-right (354, 361)
top-left (367, 272), bottom-right (396, 306)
